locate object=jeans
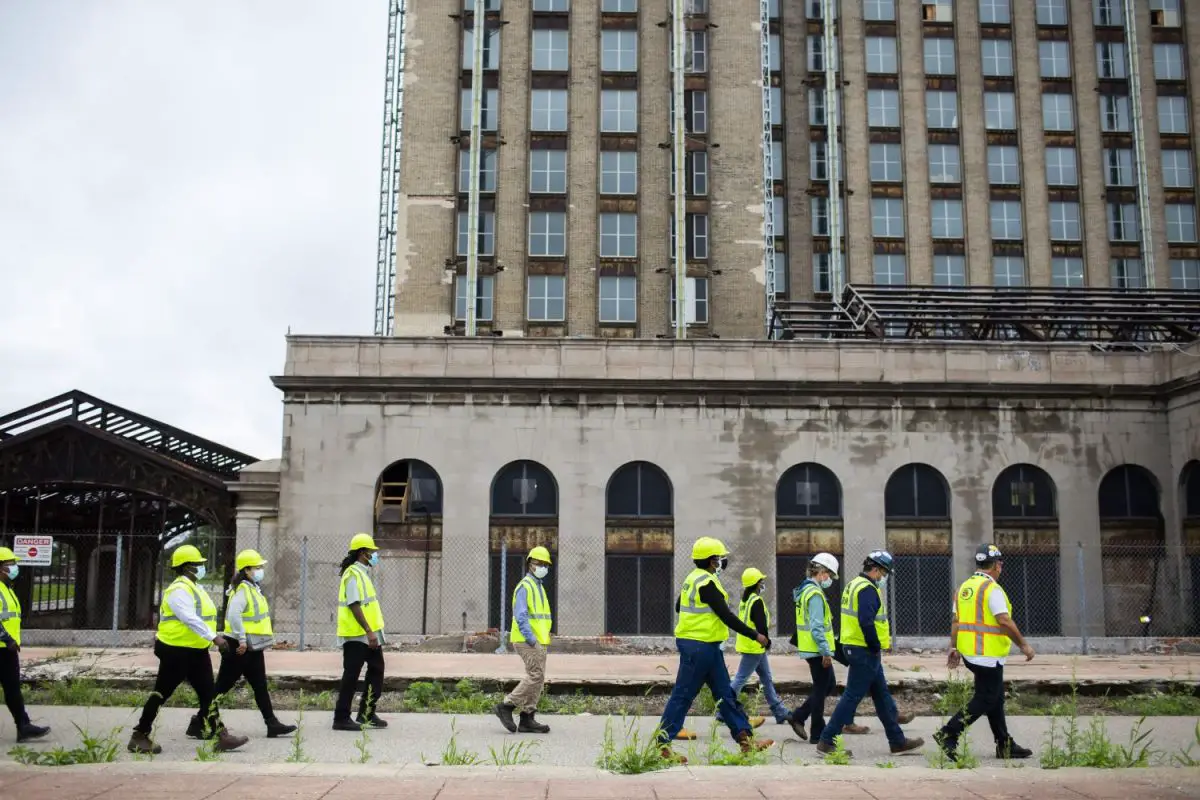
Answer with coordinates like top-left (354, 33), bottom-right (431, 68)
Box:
top-left (135, 640), bottom-right (216, 734)
top-left (718, 652), bottom-right (789, 724)
top-left (0, 648), bottom-right (29, 726)
top-left (941, 660), bottom-right (1009, 744)
top-left (334, 641), bottom-right (385, 722)
top-left (214, 644), bottom-right (276, 722)
top-left (657, 638), bottom-right (752, 745)
top-left (819, 645), bottom-right (905, 747)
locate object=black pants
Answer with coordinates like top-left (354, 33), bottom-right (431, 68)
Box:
top-left (0, 648), bottom-right (29, 727)
top-left (214, 642), bottom-right (275, 722)
top-left (790, 656), bottom-right (836, 738)
top-left (943, 660), bottom-right (1009, 744)
top-left (334, 641), bottom-right (384, 722)
top-left (135, 640), bottom-right (217, 734)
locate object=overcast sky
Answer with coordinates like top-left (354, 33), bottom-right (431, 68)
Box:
top-left (0, 0), bottom-right (383, 460)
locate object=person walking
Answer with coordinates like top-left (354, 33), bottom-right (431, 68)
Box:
top-left (0, 547), bottom-right (49, 743)
top-left (815, 550), bottom-right (923, 758)
top-left (935, 543), bottom-right (1034, 761)
top-left (719, 567), bottom-right (790, 729)
top-left (333, 533), bottom-right (388, 731)
top-left (128, 545), bottom-right (249, 754)
top-left (657, 537), bottom-right (774, 764)
top-left (208, 549), bottom-right (297, 739)
top-left (494, 546), bottom-right (554, 734)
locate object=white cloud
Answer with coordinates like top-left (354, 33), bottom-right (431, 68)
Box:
top-left (0, 0), bottom-right (383, 458)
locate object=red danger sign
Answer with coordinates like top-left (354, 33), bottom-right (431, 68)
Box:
top-left (12, 536), bottom-right (52, 566)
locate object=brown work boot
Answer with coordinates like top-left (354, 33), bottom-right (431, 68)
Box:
top-left (890, 736), bottom-right (925, 755)
top-left (127, 731), bottom-right (162, 754)
top-left (737, 732), bottom-right (774, 752)
top-left (659, 747), bottom-right (687, 764)
top-left (816, 739), bottom-right (852, 758)
top-left (673, 728), bottom-right (698, 740)
top-left (896, 711), bottom-right (915, 725)
top-left (843, 723), bottom-right (871, 734)
top-left (214, 730), bottom-right (249, 752)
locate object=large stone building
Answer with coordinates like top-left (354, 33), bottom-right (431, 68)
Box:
top-left (390, 0), bottom-right (1200, 340)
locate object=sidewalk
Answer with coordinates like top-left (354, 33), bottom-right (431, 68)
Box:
top-left (20, 648), bottom-right (1200, 693)
top-left (1, 762), bottom-right (1197, 800)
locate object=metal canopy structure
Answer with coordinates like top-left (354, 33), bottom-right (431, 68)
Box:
top-left (772, 285), bottom-right (1200, 346)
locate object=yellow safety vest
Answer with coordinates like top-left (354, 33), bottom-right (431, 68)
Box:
top-left (955, 573), bottom-right (1012, 658)
top-left (735, 593), bottom-right (769, 654)
top-left (795, 582), bottom-right (835, 653)
top-left (674, 568), bottom-right (729, 643)
top-left (509, 575), bottom-right (553, 645)
top-left (157, 576), bottom-right (217, 649)
top-left (223, 581), bottom-right (273, 637)
top-left (337, 563), bottom-right (384, 637)
top-left (0, 582), bottom-right (21, 648)
top-left (840, 575), bottom-right (890, 650)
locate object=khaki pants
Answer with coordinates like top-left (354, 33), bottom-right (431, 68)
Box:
top-left (504, 642), bottom-right (546, 713)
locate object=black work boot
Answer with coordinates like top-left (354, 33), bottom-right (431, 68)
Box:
top-left (355, 714), bottom-right (388, 729)
top-left (494, 702), bottom-right (517, 733)
top-left (127, 730), bottom-right (162, 754)
top-left (265, 718), bottom-right (298, 738)
top-left (996, 737), bottom-right (1033, 759)
top-left (517, 711), bottom-right (550, 733)
top-left (16, 723), bottom-right (49, 742)
top-left (934, 729), bottom-right (959, 762)
top-left (186, 713), bottom-right (226, 739)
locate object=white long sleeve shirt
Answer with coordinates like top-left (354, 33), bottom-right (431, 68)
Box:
top-left (166, 585), bottom-right (217, 642)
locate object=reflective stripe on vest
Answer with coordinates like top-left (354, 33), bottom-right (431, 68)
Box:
top-left (795, 582), bottom-right (835, 653)
top-left (337, 564), bottom-right (384, 637)
top-left (674, 568), bottom-right (729, 643)
top-left (955, 573), bottom-right (1012, 658)
top-left (224, 582), bottom-right (273, 636)
top-left (157, 577), bottom-right (217, 649)
top-left (510, 575), bottom-right (553, 645)
top-left (839, 575), bottom-right (890, 650)
top-left (0, 583), bottom-right (20, 648)
top-left (735, 593), bottom-right (768, 654)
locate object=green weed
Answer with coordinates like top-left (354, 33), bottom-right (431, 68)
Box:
top-left (8, 724), bottom-right (121, 766)
top-left (596, 715), bottom-right (674, 774)
top-left (876, 760), bottom-right (897, 768)
top-left (487, 739), bottom-right (539, 766)
top-left (822, 735), bottom-right (852, 765)
top-left (436, 718), bottom-right (481, 766)
top-left (702, 718), bottom-right (771, 766)
top-left (1168, 720), bottom-right (1200, 767)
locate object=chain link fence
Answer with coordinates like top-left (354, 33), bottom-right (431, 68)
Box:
top-left (17, 535), bottom-right (1200, 652)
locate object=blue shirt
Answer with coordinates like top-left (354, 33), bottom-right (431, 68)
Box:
top-left (793, 578), bottom-right (835, 658)
top-left (512, 575), bottom-right (542, 643)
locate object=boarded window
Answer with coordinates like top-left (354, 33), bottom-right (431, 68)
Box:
top-left (604, 554), bottom-right (673, 634)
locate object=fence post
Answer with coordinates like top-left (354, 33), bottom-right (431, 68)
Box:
top-left (496, 540), bottom-right (507, 654)
top-left (299, 536), bottom-right (308, 652)
top-left (111, 533), bottom-right (123, 634)
top-left (1077, 541), bottom-right (1088, 655)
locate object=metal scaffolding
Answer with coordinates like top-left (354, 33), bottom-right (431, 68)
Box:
top-left (759, 0), bottom-right (777, 338)
top-left (373, 0), bottom-right (408, 336)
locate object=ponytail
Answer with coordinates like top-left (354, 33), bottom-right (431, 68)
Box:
top-left (339, 550), bottom-right (360, 574)
top-left (230, 568), bottom-right (249, 590)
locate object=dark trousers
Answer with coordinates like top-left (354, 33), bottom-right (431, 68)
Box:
top-left (790, 656), bottom-right (836, 738)
top-left (334, 641), bottom-right (384, 722)
top-left (135, 640), bottom-right (216, 734)
top-left (0, 648), bottom-right (29, 726)
top-left (214, 643), bottom-right (275, 722)
top-left (942, 660), bottom-right (1009, 744)
top-left (657, 638), bottom-right (752, 745)
top-left (820, 645), bottom-right (905, 747)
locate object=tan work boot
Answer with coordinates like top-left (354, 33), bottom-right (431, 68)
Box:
top-left (737, 733), bottom-right (774, 752)
top-left (214, 730), bottom-right (249, 751)
top-left (659, 747), bottom-right (688, 764)
top-left (843, 723), bottom-right (871, 734)
top-left (673, 728), bottom-right (698, 740)
top-left (748, 716), bottom-right (766, 728)
top-left (896, 711), bottom-right (915, 725)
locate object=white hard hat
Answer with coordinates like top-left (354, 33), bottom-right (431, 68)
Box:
top-left (811, 552), bottom-right (839, 577)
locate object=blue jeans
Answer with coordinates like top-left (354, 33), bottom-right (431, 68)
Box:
top-left (657, 638), bottom-right (752, 745)
top-left (717, 652), bottom-right (789, 724)
top-left (819, 645), bottom-right (905, 747)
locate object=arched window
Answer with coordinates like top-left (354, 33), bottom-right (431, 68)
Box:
top-left (1098, 465), bottom-right (1160, 520)
top-left (375, 459), bottom-right (444, 523)
top-left (489, 460), bottom-right (559, 633)
top-left (885, 463), bottom-right (952, 637)
top-left (990, 464), bottom-right (1060, 636)
top-left (372, 459), bottom-right (445, 635)
top-left (1182, 461), bottom-right (1200, 635)
top-left (775, 463), bottom-right (844, 639)
top-left (1097, 464), bottom-right (1163, 636)
top-left (605, 462), bottom-right (674, 635)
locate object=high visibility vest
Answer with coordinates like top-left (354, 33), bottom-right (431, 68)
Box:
top-left (735, 593), bottom-right (768, 654)
top-left (0, 582), bottom-right (21, 648)
top-left (795, 582), bottom-right (835, 653)
top-left (674, 568), bottom-right (729, 643)
top-left (223, 581), bottom-right (273, 637)
top-left (955, 573), bottom-right (1012, 658)
top-left (337, 564), bottom-right (384, 637)
top-left (509, 575), bottom-right (552, 645)
top-left (840, 575), bottom-right (890, 650)
top-left (157, 576), bottom-right (217, 649)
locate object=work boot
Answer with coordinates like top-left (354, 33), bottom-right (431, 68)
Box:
top-left (355, 714), bottom-right (388, 729)
top-left (332, 718), bottom-right (361, 732)
top-left (890, 736), bottom-right (925, 754)
top-left (186, 713), bottom-right (226, 739)
top-left (15, 723), bottom-right (49, 742)
top-left (816, 739), bottom-right (851, 758)
top-left (265, 718), bottom-right (297, 738)
top-left (843, 723), bottom-right (871, 734)
top-left (518, 711), bottom-right (550, 733)
top-left (736, 732), bottom-right (773, 753)
top-left (996, 737), bottom-right (1033, 759)
top-left (748, 716), bottom-right (766, 728)
top-left (788, 716), bottom-right (808, 741)
top-left (896, 711), bottom-right (915, 725)
top-left (494, 702), bottom-right (517, 733)
top-left (673, 728), bottom-right (698, 741)
top-left (659, 747), bottom-right (687, 764)
top-left (214, 729), bottom-right (248, 752)
top-left (127, 731), bottom-right (162, 755)
top-left (934, 729), bottom-right (958, 762)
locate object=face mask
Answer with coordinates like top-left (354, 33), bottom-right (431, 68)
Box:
top-left (878, 575), bottom-right (889, 589)
top-left (367, 552), bottom-right (380, 567)
top-left (4, 566), bottom-right (17, 581)
top-left (532, 565), bottom-right (549, 580)
top-left (194, 565), bottom-right (207, 581)
top-left (819, 577), bottom-right (833, 590)
top-left (759, 583), bottom-right (767, 595)
top-left (251, 568), bottom-right (265, 583)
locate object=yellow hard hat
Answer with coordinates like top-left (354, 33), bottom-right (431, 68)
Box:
top-left (235, 549), bottom-right (267, 572)
top-left (0, 547), bottom-right (16, 563)
top-left (349, 532), bottom-right (378, 552)
top-left (170, 544), bottom-right (205, 568)
top-left (741, 567), bottom-right (767, 588)
top-left (691, 536), bottom-right (729, 561)
top-left (527, 546), bottom-right (552, 564)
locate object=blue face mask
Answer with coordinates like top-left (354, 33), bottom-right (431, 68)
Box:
top-left (367, 552), bottom-right (380, 567)
top-left (251, 568), bottom-right (265, 583)
top-left (194, 565), bottom-right (207, 581)
top-left (4, 566), bottom-right (17, 581)
top-left (819, 577), bottom-right (833, 590)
